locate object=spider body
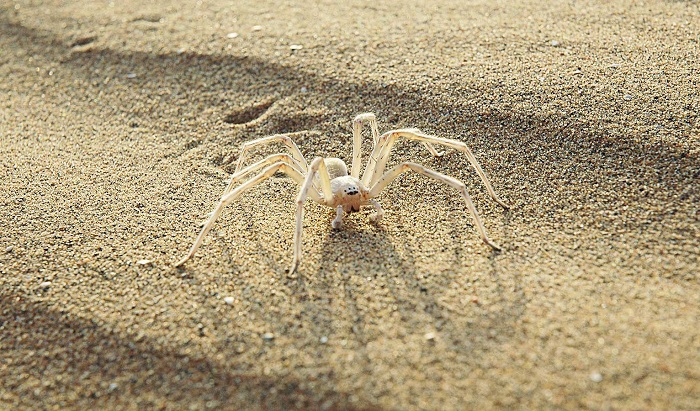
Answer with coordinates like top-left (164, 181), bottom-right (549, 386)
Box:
top-left (330, 175), bottom-right (367, 212)
top-left (176, 113), bottom-right (508, 273)
top-left (322, 159), bottom-right (370, 214)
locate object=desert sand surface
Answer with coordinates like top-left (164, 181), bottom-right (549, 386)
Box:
top-left (1, 0), bottom-right (698, 409)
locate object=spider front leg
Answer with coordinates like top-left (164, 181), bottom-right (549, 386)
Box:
top-left (290, 157), bottom-right (333, 274)
top-left (176, 162), bottom-right (311, 267)
top-left (370, 162), bottom-right (502, 250)
top-left (332, 205), bottom-right (344, 229)
top-left (197, 154), bottom-right (307, 227)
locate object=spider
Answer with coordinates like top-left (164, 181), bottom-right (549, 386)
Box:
top-left (175, 113), bottom-right (509, 273)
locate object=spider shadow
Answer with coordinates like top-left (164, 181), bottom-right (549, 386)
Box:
top-left (281, 216), bottom-right (417, 353)
top-left (296, 207), bottom-right (525, 358)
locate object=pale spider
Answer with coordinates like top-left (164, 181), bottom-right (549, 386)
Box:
top-left (176, 113), bottom-right (509, 273)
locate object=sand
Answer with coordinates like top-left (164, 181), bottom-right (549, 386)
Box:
top-left (1, 0), bottom-right (698, 409)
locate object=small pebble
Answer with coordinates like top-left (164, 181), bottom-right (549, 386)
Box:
top-left (424, 332), bottom-right (436, 341)
top-left (126, 73), bottom-right (137, 79)
top-left (623, 94), bottom-right (633, 100)
top-left (226, 32), bottom-right (239, 39)
top-left (300, 86), bottom-right (308, 93)
top-left (550, 40), bottom-right (560, 47)
top-left (252, 25), bottom-right (263, 31)
top-left (223, 296), bottom-right (235, 305)
top-left (320, 336), bottom-right (328, 344)
top-left (590, 372), bottom-right (603, 382)
top-left (5, 246), bottom-right (13, 252)
top-left (39, 281), bottom-right (51, 288)
top-left (262, 332), bottom-right (275, 341)
top-left (108, 382), bottom-right (118, 392)
top-left (136, 259), bottom-right (152, 265)
top-left (290, 44), bottom-right (303, 50)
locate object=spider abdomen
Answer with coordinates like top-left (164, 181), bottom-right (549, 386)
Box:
top-left (323, 158), bottom-right (349, 179)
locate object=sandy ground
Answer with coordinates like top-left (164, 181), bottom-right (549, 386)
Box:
top-left (1, 0), bottom-right (698, 409)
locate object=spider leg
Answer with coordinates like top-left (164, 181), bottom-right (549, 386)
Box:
top-left (224, 153), bottom-right (306, 195)
top-left (421, 141), bottom-right (445, 157)
top-left (366, 129), bottom-right (508, 209)
top-left (290, 157), bottom-right (333, 274)
top-left (233, 133), bottom-right (328, 196)
top-left (369, 162), bottom-right (502, 250)
top-left (176, 162), bottom-right (313, 267)
top-left (332, 205), bottom-right (344, 229)
top-left (234, 134), bottom-right (309, 174)
top-left (351, 113), bottom-right (380, 178)
top-left (362, 128), bottom-right (441, 187)
top-left (368, 198), bottom-right (384, 223)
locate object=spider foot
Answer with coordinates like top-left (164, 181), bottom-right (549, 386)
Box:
top-left (288, 259), bottom-right (300, 276)
top-left (484, 238), bottom-right (502, 251)
top-left (368, 199), bottom-right (384, 224)
top-left (369, 212), bottom-right (384, 223)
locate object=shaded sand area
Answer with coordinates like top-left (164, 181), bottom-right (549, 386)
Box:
top-left (1, 0), bottom-right (698, 409)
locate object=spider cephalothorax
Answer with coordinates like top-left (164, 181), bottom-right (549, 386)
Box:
top-left (319, 158), bottom-right (366, 211)
top-left (176, 113), bottom-right (508, 273)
